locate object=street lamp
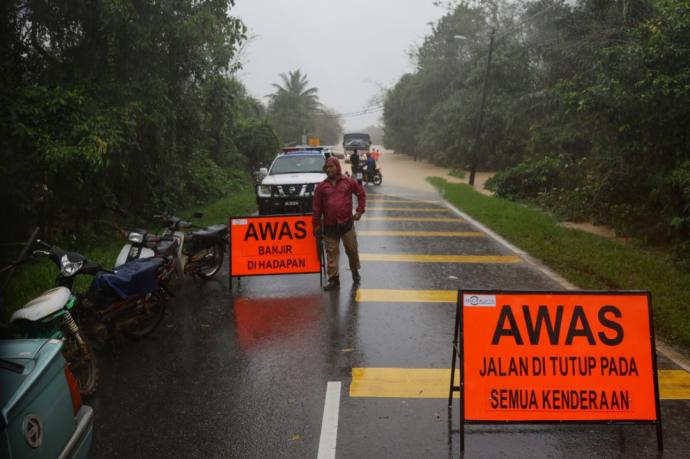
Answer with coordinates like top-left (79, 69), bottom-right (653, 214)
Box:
top-left (455, 29), bottom-right (496, 186)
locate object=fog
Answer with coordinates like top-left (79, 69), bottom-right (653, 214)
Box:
top-left (232, 0), bottom-right (445, 132)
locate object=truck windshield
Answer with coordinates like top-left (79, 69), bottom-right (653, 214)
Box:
top-left (270, 155), bottom-right (325, 174)
top-left (343, 133), bottom-right (371, 146)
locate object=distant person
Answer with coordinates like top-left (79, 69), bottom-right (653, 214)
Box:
top-left (313, 156), bottom-right (366, 290)
top-left (350, 149), bottom-right (360, 177)
top-left (364, 152), bottom-right (377, 184)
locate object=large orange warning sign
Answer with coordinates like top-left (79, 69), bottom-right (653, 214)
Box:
top-left (461, 290), bottom-right (660, 422)
top-left (230, 215), bottom-right (321, 277)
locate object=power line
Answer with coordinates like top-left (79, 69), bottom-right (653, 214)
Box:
top-left (316, 105), bottom-right (384, 119)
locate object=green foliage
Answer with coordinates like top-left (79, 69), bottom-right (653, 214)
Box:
top-left (0, 0), bottom-right (278, 248)
top-left (267, 69), bottom-right (343, 145)
top-left (486, 155), bottom-right (586, 201)
top-left (385, 0), bottom-right (690, 264)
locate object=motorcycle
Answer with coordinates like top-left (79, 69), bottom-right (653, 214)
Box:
top-left (3, 231), bottom-right (99, 395)
top-left (368, 167), bottom-right (383, 186)
top-left (115, 214), bottom-right (227, 280)
top-left (79, 255), bottom-right (171, 349)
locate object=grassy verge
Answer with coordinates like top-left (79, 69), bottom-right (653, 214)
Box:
top-left (428, 177), bottom-right (690, 351)
top-left (1, 187), bottom-right (257, 322)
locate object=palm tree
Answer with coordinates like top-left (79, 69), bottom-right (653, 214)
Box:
top-left (267, 69), bottom-right (321, 144)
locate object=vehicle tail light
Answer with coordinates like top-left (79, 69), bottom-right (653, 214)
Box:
top-left (64, 365), bottom-right (83, 415)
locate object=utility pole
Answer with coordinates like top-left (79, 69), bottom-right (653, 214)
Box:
top-left (468, 28), bottom-right (495, 186)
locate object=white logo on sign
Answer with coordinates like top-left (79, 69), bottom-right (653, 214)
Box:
top-left (463, 294), bottom-right (496, 307)
top-left (232, 219), bottom-right (248, 225)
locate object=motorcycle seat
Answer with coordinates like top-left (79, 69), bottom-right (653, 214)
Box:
top-left (88, 258), bottom-right (164, 304)
top-left (192, 224), bottom-right (227, 241)
top-left (10, 287), bottom-right (72, 323)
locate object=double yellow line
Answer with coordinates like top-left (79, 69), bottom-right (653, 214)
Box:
top-left (349, 368), bottom-right (690, 400)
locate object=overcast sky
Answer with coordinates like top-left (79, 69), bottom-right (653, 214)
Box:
top-left (232, 0), bottom-right (446, 131)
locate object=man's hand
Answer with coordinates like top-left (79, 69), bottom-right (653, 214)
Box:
top-left (353, 211), bottom-right (362, 221)
top-left (313, 224), bottom-right (321, 236)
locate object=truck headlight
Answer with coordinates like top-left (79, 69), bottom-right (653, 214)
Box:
top-left (258, 185), bottom-right (272, 197)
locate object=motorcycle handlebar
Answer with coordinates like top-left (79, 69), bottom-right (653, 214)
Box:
top-left (36, 239), bottom-right (51, 250)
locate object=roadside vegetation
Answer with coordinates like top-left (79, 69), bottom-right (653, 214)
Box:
top-left (1, 0), bottom-right (279, 249)
top-left (383, 0), bottom-right (690, 267)
top-left (429, 177), bottom-right (690, 351)
top-left (267, 69), bottom-right (343, 146)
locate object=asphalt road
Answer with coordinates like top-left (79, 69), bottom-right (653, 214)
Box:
top-left (89, 175), bottom-right (690, 458)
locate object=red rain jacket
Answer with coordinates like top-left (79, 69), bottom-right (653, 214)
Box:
top-left (313, 157), bottom-right (366, 226)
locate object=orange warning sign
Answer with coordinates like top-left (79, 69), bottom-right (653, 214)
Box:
top-left (461, 291), bottom-right (659, 422)
top-left (230, 215), bottom-right (321, 277)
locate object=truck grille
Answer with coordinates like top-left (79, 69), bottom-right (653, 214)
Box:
top-left (281, 185), bottom-right (302, 196)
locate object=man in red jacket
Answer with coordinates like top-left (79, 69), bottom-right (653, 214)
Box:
top-left (313, 156), bottom-right (366, 290)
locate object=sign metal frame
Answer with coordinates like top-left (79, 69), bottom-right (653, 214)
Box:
top-left (228, 213), bottom-right (324, 290)
top-left (449, 289), bottom-right (663, 453)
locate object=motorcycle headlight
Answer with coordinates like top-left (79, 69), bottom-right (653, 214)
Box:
top-left (258, 185), bottom-right (272, 197)
top-left (128, 232), bottom-right (144, 243)
top-left (60, 254), bottom-right (84, 277)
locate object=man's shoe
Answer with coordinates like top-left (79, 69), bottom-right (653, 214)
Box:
top-left (323, 277), bottom-right (340, 291)
top-left (352, 270), bottom-right (361, 284)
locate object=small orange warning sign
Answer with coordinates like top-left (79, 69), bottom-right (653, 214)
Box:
top-left (461, 291), bottom-right (659, 422)
top-left (230, 215), bottom-right (321, 277)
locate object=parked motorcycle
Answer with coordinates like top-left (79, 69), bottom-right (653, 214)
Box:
top-left (115, 214), bottom-right (227, 280)
top-left (3, 232), bottom-right (99, 395)
top-left (79, 255), bottom-right (171, 348)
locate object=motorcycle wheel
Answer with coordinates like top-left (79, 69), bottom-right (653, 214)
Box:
top-left (63, 333), bottom-right (99, 396)
top-left (123, 291), bottom-right (166, 338)
top-left (196, 243), bottom-right (225, 279)
top-left (373, 173), bottom-right (382, 186)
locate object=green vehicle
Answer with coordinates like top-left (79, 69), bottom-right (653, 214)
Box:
top-left (0, 338), bottom-right (94, 458)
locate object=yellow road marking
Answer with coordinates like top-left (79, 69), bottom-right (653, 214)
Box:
top-left (355, 289), bottom-right (458, 303)
top-left (350, 368), bottom-right (690, 400)
top-left (358, 230), bottom-right (484, 237)
top-left (367, 207), bottom-right (451, 212)
top-left (351, 368), bottom-right (460, 398)
top-left (359, 253), bottom-right (522, 263)
top-left (659, 369), bottom-right (690, 399)
top-left (363, 216), bottom-right (463, 222)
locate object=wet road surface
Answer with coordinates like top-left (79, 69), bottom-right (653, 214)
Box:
top-left (89, 182), bottom-right (690, 458)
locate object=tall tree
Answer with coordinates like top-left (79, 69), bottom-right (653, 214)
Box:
top-left (267, 69), bottom-right (321, 144)
top-left (0, 0), bottom-right (275, 244)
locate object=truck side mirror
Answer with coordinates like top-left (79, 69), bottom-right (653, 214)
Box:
top-left (259, 167), bottom-right (268, 176)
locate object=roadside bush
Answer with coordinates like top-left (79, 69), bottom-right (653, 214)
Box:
top-left (538, 186), bottom-right (596, 222)
top-left (485, 155), bottom-right (586, 201)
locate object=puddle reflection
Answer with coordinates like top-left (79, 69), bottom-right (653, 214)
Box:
top-left (232, 294), bottom-right (323, 350)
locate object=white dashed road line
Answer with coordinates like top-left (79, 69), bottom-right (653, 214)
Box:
top-left (317, 381), bottom-right (341, 459)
